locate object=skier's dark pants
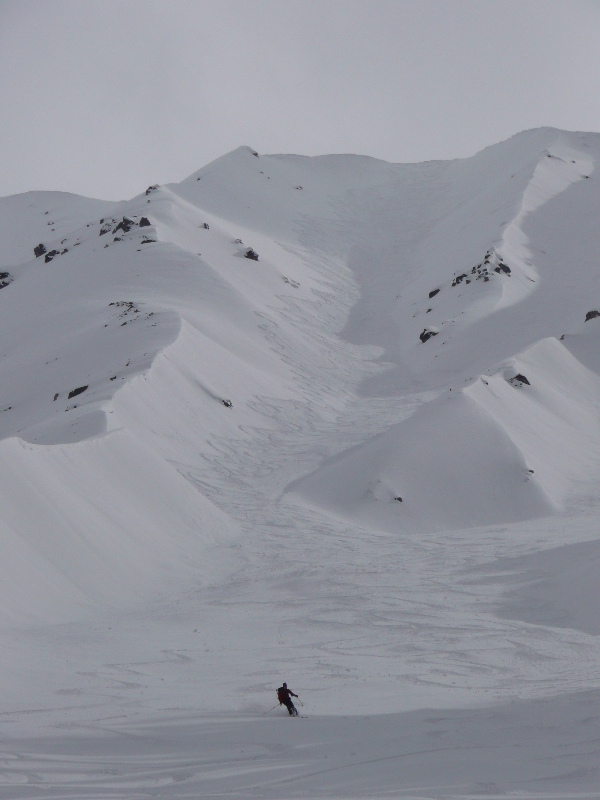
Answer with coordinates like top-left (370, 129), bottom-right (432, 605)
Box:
top-left (284, 699), bottom-right (297, 715)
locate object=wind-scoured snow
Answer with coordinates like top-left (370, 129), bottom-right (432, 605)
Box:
top-left (1, 128), bottom-right (600, 797)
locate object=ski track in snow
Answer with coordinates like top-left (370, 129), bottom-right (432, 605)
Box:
top-left (2, 129), bottom-right (600, 797)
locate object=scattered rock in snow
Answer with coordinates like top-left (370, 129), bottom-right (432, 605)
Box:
top-left (68, 385), bottom-right (88, 399)
top-left (508, 373), bottom-right (530, 387)
top-left (44, 249), bottom-right (60, 263)
top-left (34, 243), bottom-right (47, 258)
top-left (394, 496), bottom-right (403, 502)
top-left (429, 288), bottom-right (440, 299)
top-left (221, 399), bottom-right (233, 408)
top-left (244, 248), bottom-right (259, 261)
top-left (108, 300), bottom-right (155, 327)
top-left (139, 217), bottom-right (151, 227)
top-left (141, 238), bottom-right (156, 244)
top-left (145, 185), bottom-right (159, 195)
top-left (420, 328), bottom-right (439, 343)
top-left (585, 310), bottom-right (600, 322)
top-left (450, 249), bottom-right (513, 286)
top-left (202, 223), bottom-right (210, 230)
top-left (0, 272), bottom-right (13, 289)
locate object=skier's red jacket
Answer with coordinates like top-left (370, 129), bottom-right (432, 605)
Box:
top-left (277, 685), bottom-right (297, 704)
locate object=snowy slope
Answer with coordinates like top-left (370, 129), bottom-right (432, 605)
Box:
top-left (2, 128), bottom-right (600, 797)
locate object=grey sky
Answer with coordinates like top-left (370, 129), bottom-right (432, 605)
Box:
top-left (2, 0), bottom-right (600, 200)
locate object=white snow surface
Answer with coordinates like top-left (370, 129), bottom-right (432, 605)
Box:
top-left (1, 128), bottom-right (600, 797)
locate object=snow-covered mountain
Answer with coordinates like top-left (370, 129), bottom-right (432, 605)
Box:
top-left (1, 128), bottom-right (600, 797)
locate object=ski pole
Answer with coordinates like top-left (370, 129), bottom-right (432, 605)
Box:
top-left (263, 704), bottom-right (280, 715)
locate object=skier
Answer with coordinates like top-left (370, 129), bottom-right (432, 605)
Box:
top-left (277, 682), bottom-right (299, 716)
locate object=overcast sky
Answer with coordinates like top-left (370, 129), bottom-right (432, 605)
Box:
top-left (2, 0), bottom-right (600, 200)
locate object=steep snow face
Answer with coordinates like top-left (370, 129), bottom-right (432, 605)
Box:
top-left (0, 127), bottom-right (598, 602)
top-left (4, 130), bottom-right (600, 798)
top-left (1, 127), bottom-right (600, 616)
top-left (338, 129), bottom-right (597, 393)
top-left (276, 128), bottom-right (600, 534)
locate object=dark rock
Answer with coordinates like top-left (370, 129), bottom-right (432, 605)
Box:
top-left (244, 248), bottom-right (259, 261)
top-left (429, 288), bottom-right (440, 299)
top-left (139, 216), bottom-right (151, 227)
top-left (68, 385), bottom-right (88, 399)
top-left (222, 399), bottom-right (233, 408)
top-left (44, 249), bottom-right (60, 263)
top-left (452, 274), bottom-right (468, 286)
top-left (141, 238), bottom-right (156, 244)
top-left (495, 263), bottom-right (511, 275)
top-left (0, 272), bottom-right (13, 289)
top-left (34, 243), bottom-right (47, 258)
top-left (508, 373), bottom-right (530, 387)
top-left (394, 496), bottom-right (403, 502)
top-left (202, 222), bottom-right (210, 230)
top-left (53, 393), bottom-right (59, 401)
top-left (113, 217), bottom-right (134, 234)
top-left (585, 310), bottom-right (600, 322)
top-left (420, 328), bottom-right (438, 343)
top-left (145, 185), bottom-right (159, 195)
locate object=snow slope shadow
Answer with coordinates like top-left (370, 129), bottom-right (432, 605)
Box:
top-left (476, 536), bottom-right (600, 635)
